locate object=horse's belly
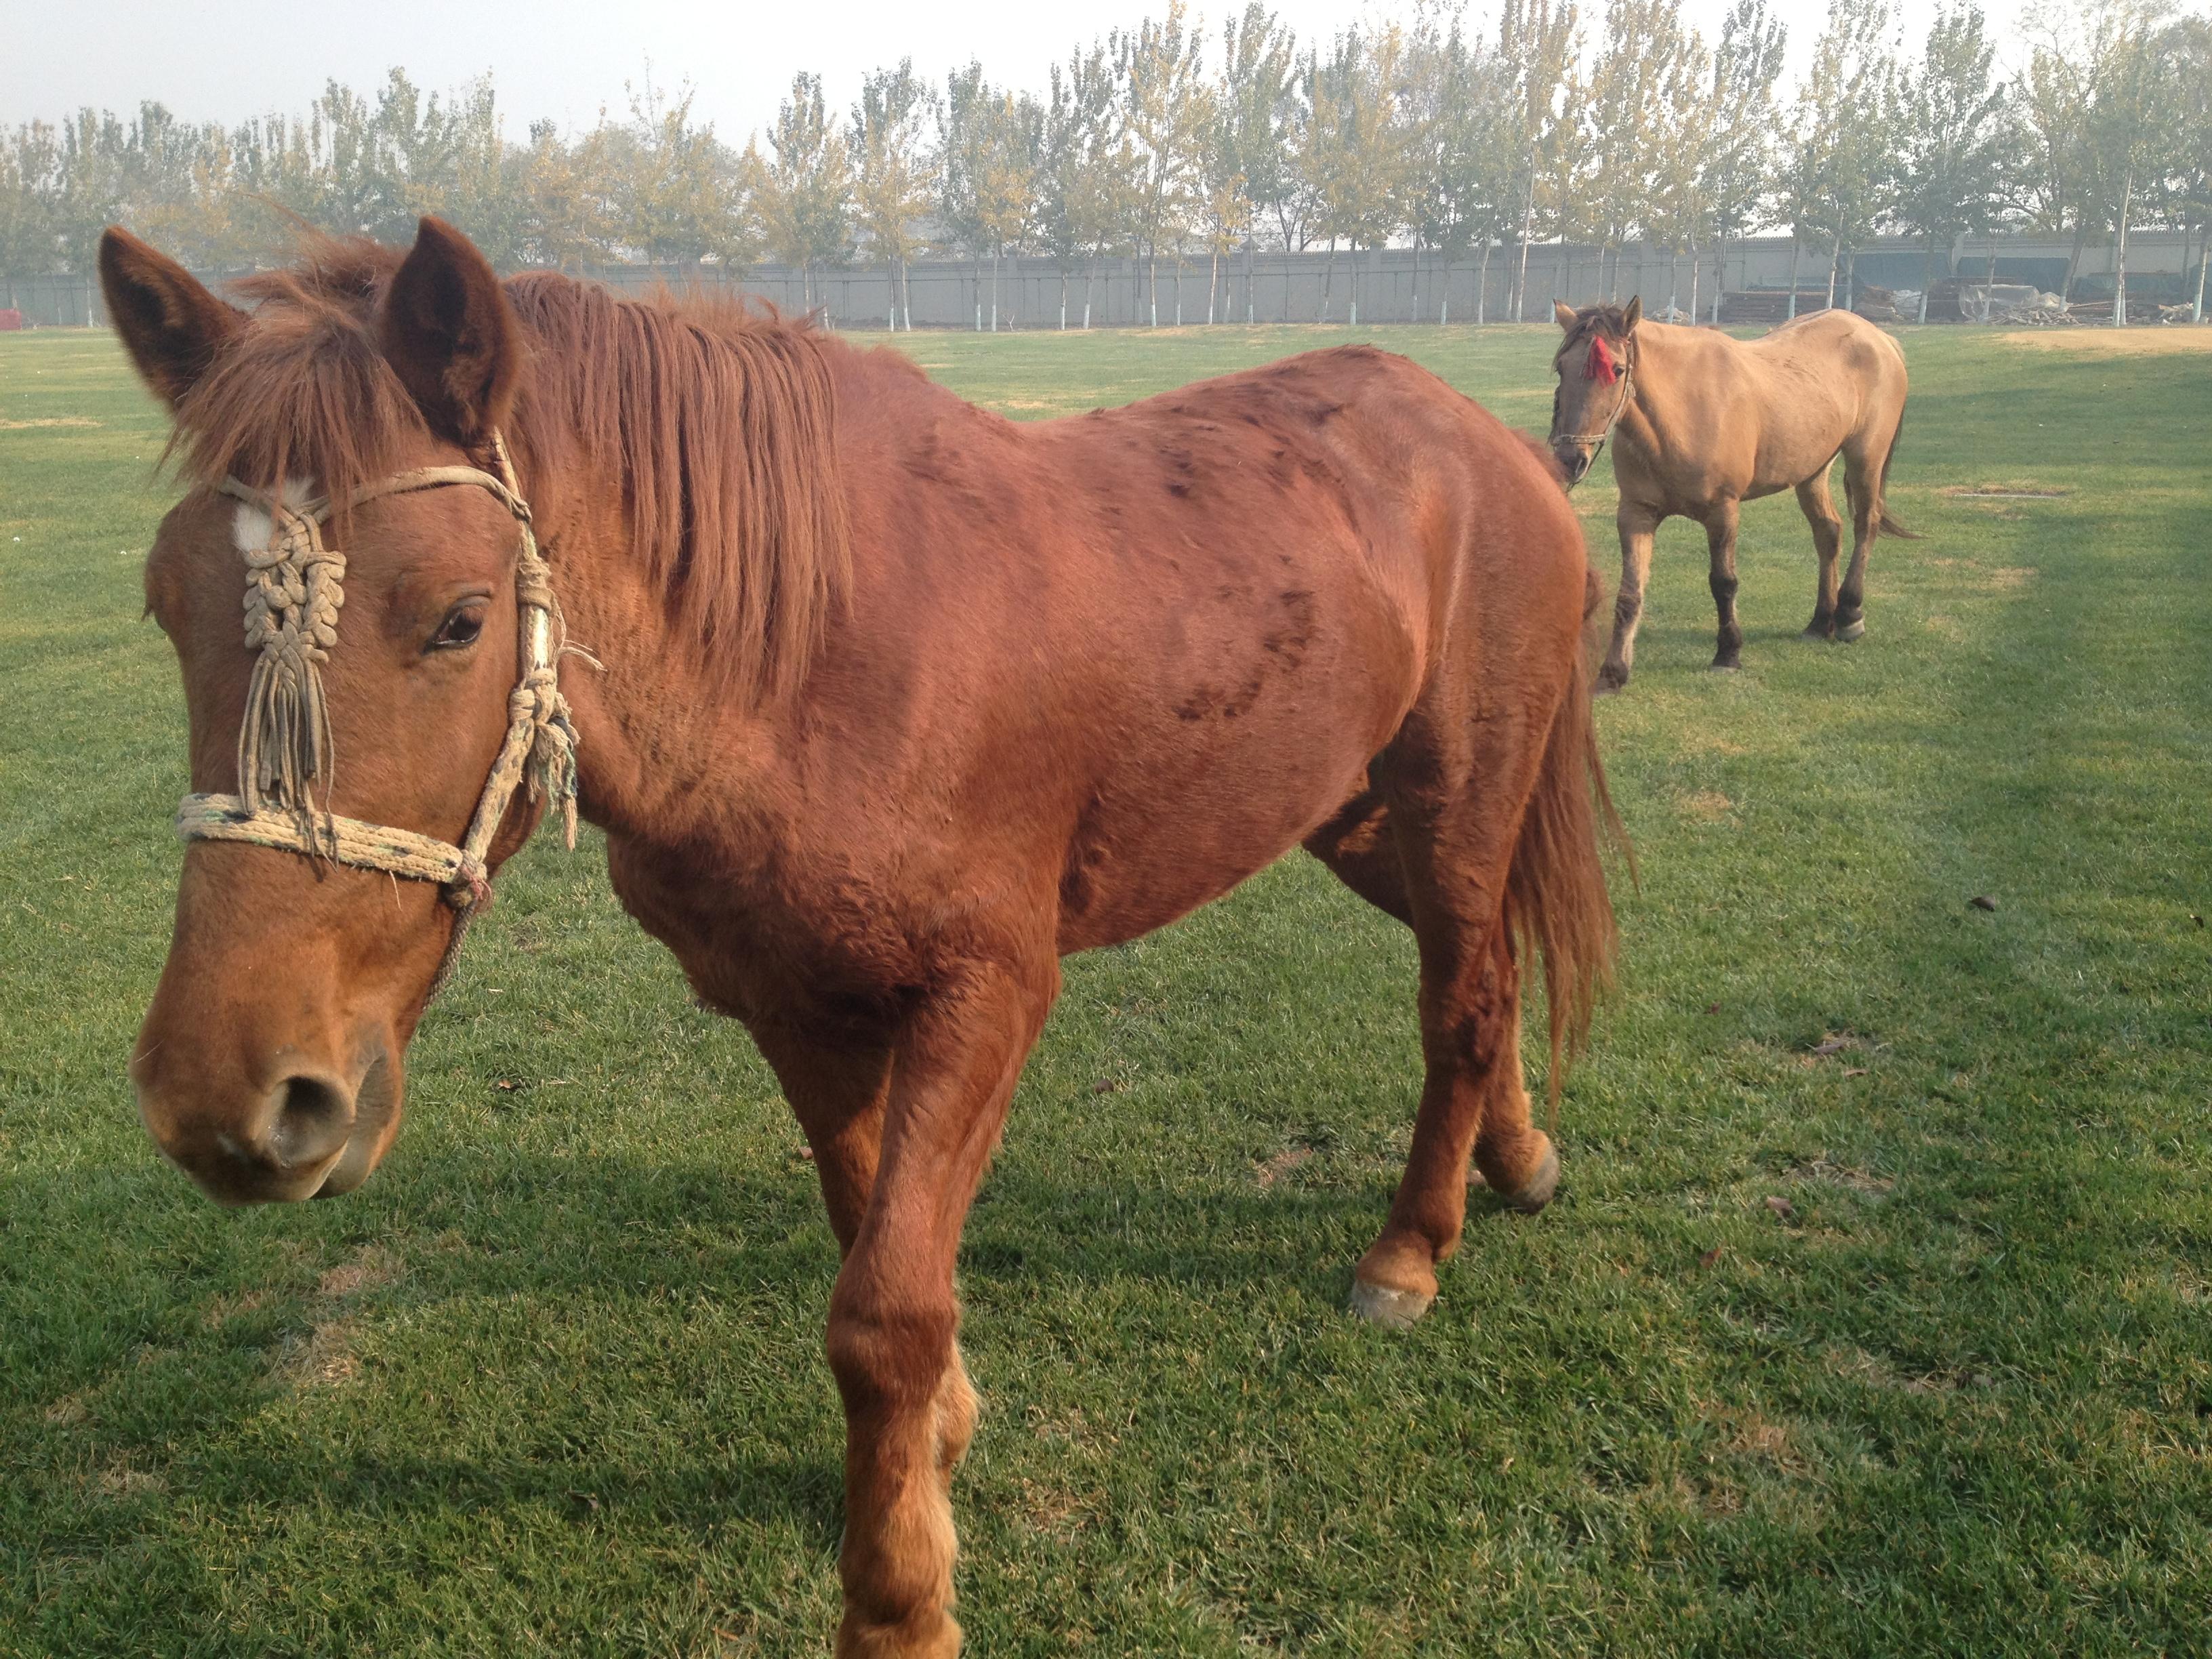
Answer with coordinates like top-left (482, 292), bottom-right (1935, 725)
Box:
top-left (1052, 693), bottom-right (1396, 953)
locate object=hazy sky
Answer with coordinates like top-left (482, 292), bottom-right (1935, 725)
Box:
top-left (8, 0), bottom-right (1985, 142)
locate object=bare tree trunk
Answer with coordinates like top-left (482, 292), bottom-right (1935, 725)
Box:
top-left (1825, 237), bottom-right (1840, 310)
top-left (1687, 246), bottom-right (1698, 324)
top-left (2112, 165), bottom-right (2133, 328)
top-left (2194, 219), bottom-right (2209, 322)
top-left (1322, 237), bottom-right (1336, 323)
top-left (1786, 239), bottom-right (1801, 319)
top-left (1208, 248), bottom-right (1218, 324)
top-left (1245, 237), bottom-right (1256, 325)
top-left (1476, 241), bottom-right (1492, 325)
top-left (1349, 245), bottom-right (1359, 328)
top-left (1149, 247), bottom-right (1159, 327)
top-left (1059, 268), bottom-right (1067, 331)
top-left (1511, 152), bottom-right (1536, 321)
top-left (1982, 240), bottom-right (1996, 323)
top-left (2064, 222), bottom-right (2087, 305)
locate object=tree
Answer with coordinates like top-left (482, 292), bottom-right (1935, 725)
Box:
top-left (756, 72), bottom-right (852, 308)
top-left (1499, 0), bottom-right (1580, 321)
top-left (1891, 5), bottom-right (2011, 321)
top-left (1697, 1), bottom-right (1789, 322)
top-left (850, 62), bottom-right (935, 330)
top-left (1301, 24), bottom-right (1414, 324)
top-left (939, 64), bottom-right (1037, 330)
top-left (1114, 0), bottom-right (1211, 325)
top-left (1216, 3), bottom-right (1298, 320)
top-left (1578, 0), bottom-right (1710, 305)
top-left (1782, 0), bottom-right (1904, 314)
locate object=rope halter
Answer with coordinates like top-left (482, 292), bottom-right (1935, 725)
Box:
top-left (173, 432), bottom-right (582, 1000)
top-left (1550, 331), bottom-right (1637, 472)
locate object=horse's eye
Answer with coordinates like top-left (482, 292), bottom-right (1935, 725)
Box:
top-left (429, 605), bottom-right (486, 651)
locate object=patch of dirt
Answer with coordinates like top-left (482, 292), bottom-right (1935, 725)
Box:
top-left (1018, 1476), bottom-right (1097, 1536)
top-left (0, 416), bottom-right (100, 429)
top-left (201, 1288), bottom-right (269, 1330)
top-left (1942, 484), bottom-right (2070, 499)
top-left (1677, 790), bottom-right (1735, 823)
top-left (1998, 329), bottom-right (2212, 356)
top-left (1987, 567), bottom-right (2037, 590)
top-left (284, 1319), bottom-right (362, 1388)
top-left (1790, 1156), bottom-right (1895, 1195)
top-left (1254, 1145), bottom-right (1313, 1188)
top-left (43, 1393), bottom-right (90, 1427)
top-left (318, 1244), bottom-right (403, 1299)
top-left (94, 1459), bottom-right (166, 1499)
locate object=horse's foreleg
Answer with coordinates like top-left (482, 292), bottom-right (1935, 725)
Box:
top-left (825, 951), bottom-right (1058, 1659)
top-left (1796, 471), bottom-right (1845, 639)
top-left (1705, 499), bottom-right (1744, 670)
top-left (1837, 447), bottom-right (1879, 642)
top-left (751, 1019), bottom-right (893, 1254)
top-left (1598, 506), bottom-right (1658, 691)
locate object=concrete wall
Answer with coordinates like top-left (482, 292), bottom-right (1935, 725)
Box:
top-left (5, 232), bottom-right (2197, 331)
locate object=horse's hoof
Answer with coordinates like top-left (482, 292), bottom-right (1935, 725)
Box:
top-left (1348, 1278), bottom-right (1434, 1328)
top-left (1503, 1145), bottom-right (1561, 1214)
top-left (1835, 617), bottom-right (1866, 642)
top-left (836, 1612), bottom-right (962, 1658)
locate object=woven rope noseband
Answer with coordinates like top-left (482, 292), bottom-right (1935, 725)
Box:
top-left (174, 433), bottom-right (582, 1000)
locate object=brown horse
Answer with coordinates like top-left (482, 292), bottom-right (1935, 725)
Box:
top-left (1547, 298), bottom-right (1916, 688)
top-left (105, 217), bottom-right (1619, 1656)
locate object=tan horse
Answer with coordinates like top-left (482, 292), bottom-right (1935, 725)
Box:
top-left (1547, 299), bottom-right (1916, 688)
top-left (104, 218), bottom-right (1620, 1656)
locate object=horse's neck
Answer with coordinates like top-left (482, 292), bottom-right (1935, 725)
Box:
top-left (539, 473), bottom-right (769, 846)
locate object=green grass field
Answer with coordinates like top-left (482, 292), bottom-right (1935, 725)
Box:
top-left (3, 320), bottom-right (2209, 1658)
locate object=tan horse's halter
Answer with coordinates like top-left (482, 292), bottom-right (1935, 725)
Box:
top-left (1551, 333), bottom-right (1637, 472)
top-left (173, 433), bottom-right (583, 1000)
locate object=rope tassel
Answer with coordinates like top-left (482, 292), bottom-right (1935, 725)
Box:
top-left (190, 438), bottom-right (588, 1006)
top-left (235, 504), bottom-right (345, 819)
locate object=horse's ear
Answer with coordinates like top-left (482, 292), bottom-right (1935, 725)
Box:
top-left (98, 228), bottom-right (246, 410)
top-left (1622, 296), bottom-right (1643, 332)
top-left (1554, 300), bottom-right (1578, 331)
top-left (377, 217), bottom-right (519, 447)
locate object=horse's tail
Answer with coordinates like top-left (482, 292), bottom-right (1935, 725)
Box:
top-left (1506, 569), bottom-right (1631, 1107)
top-left (1876, 410), bottom-right (1921, 540)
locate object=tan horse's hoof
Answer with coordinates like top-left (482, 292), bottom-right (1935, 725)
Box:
top-left (1502, 1145), bottom-right (1561, 1214)
top-left (1835, 617), bottom-right (1866, 642)
top-left (1348, 1278), bottom-right (1435, 1328)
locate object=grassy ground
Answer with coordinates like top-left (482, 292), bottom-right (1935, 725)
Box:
top-left (3, 320), bottom-right (2209, 1658)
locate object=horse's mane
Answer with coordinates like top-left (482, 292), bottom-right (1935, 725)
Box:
top-left (1552, 303), bottom-right (1638, 364)
top-left (169, 236), bottom-right (851, 706)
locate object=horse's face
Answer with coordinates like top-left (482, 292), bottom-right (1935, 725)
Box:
top-left (106, 221), bottom-right (529, 1206)
top-left (1548, 298), bottom-right (1639, 485)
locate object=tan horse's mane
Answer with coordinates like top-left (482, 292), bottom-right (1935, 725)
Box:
top-left (167, 236), bottom-right (851, 705)
top-left (1551, 302), bottom-right (1639, 367)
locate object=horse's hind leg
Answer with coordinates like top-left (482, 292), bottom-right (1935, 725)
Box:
top-left (1796, 468), bottom-right (1845, 639)
top-left (1835, 438), bottom-right (1883, 642)
top-left (1337, 725), bottom-right (1556, 1328)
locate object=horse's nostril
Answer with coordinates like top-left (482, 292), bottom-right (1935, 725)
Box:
top-left (269, 1074), bottom-right (354, 1169)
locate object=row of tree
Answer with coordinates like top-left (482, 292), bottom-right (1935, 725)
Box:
top-left (4, 0), bottom-right (2208, 325)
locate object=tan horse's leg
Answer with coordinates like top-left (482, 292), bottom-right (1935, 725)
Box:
top-left (1835, 438), bottom-right (1882, 642)
top-left (825, 952), bottom-right (1057, 1659)
top-left (1796, 469), bottom-right (1845, 640)
top-left (1597, 504), bottom-right (1660, 691)
top-left (1704, 498), bottom-right (1744, 670)
top-left (1345, 714), bottom-right (1557, 1328)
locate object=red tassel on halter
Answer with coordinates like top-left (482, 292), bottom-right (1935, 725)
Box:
top-left (1586, 335), bottom-right (1619, 385)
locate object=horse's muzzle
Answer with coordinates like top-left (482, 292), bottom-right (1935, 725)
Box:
top-left (134, 1046), bottom-right (400, 1206)
top-left (1553, 443), bottom-right (1593, 486)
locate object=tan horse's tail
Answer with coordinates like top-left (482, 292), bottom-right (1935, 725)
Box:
top-left (1877, 411), bottom-right (1921, 540)
top-left (1506, 569), bottom-right (1631, 1106)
